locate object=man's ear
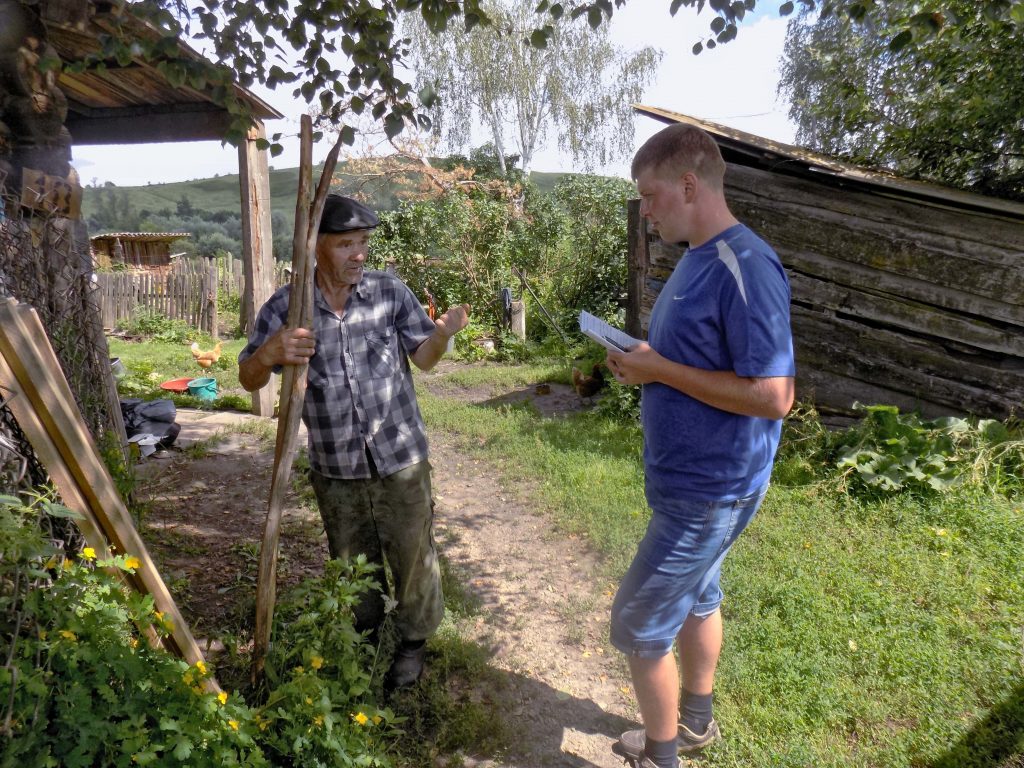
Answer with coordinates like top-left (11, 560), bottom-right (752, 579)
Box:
top-left (680, 171), bottom-right (699, 202)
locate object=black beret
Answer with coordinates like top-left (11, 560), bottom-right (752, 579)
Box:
top-left (318, 194), bottom-right (380, 234)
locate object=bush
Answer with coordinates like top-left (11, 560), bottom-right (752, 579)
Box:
top-left (117, 308), bottom-right (199, 345)
top-left (0, 497), bottom-right (397, 767)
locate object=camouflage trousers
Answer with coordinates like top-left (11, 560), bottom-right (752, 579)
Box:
top-left (310, 460), bottom-right (444, 642)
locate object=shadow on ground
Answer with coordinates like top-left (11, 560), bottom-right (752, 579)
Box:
top-left (930, 682), bottom-right (1024, 768)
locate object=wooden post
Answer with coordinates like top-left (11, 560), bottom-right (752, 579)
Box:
top-left (251, 117), bottom-right (348, 686)
top-left (625, 198), bottom-right (646, 339)
top-left (205, 255), bottom-right (218, 338)
top-left (510, 299), bottom-right (526, 340)
top-left (238, 121), bottom-right (277, 416)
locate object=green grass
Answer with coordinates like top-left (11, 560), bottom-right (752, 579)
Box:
top-left (109, 337), bottom-right (249, 407)
top-left (413, 365), bottom-right (1024, 768)
top-left (107, 340), bottom-right (1023, 767)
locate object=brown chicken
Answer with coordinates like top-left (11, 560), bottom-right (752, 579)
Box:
top-left (190, 341), bottom-right (223, 369)
top-left (571, 362), bottom-right (605, 400)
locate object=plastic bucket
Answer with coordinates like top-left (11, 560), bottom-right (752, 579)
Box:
top-left (186, 377), bottom-right (217, 402)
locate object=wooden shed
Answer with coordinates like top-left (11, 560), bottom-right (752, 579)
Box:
top-left (627, 107), bottom-right (1024, 421)
top-left (2, 0), bottom-right (283, 415)
top-left (90, 231), bottom-right (190, 270)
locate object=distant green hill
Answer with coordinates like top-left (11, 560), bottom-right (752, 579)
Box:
top-left (81, 162), bottom-right (571, 221)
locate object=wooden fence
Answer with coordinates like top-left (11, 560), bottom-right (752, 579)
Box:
top-left (95, 257), bottom-right (290, 333)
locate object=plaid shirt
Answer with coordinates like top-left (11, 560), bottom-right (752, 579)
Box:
top-left (239, 270), bottom-right (436, 479)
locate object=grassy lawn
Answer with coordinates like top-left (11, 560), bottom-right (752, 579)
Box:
top-left (109, 341), bottom-right (1023, 767)
top-left (415, 365), bottom-right (1024, 768)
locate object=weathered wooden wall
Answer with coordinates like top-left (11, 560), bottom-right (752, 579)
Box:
top-left (628, 164), bottom-right (1024, 420)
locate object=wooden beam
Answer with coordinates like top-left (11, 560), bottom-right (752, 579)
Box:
top-left (238, 121), bottom-right (277, 417)
top-left (66, 103), bottom-right (233, 144)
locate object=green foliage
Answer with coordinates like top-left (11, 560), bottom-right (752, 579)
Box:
top-left (1, 497), bottom-right (397, 766)
top-left (404, 0), bottom-right (660, 175)
top-left (595, 377), bottom-right (641, 423)
top-left (779, 3), bottom-right (1024, 199)
top-left (835, 404), bottom-right (1024, 497)
top-left (374, 174), bottom-right (634, 347)
top-left (257, 557), bottom-right (397, 767)
top-left (117, 309), bottom-right (200, 345)
top-left (0, 496), bottom-right (266, 766)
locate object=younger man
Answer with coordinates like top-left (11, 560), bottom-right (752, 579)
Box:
top-left (605, 125), bottom-right (795, 767)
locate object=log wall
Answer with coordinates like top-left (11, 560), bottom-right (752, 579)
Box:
top-left (628, 164), bottom-right (1024, 420)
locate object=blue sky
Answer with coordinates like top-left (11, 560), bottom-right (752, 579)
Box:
top-left (71, 4), bottom-right (796, 187)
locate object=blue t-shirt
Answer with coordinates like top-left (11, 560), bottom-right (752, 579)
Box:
top-left (642, 223), bottom-right (795, 501)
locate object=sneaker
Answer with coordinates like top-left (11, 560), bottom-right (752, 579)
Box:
top-left (615, 720), bottom-right (721, 761)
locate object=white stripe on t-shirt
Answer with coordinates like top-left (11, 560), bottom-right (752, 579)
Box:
top-left (716, 240), bottom-right (748, 306)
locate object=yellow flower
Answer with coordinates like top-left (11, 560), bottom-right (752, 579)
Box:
top-left (352, 712), bottom-right (369, 726)
top-left (310, 655), bottom-right (324, 670)
top-left (305, 697), bottom-right (313, 706)
top-left (59, 630), bottom-right (77, 642)
top-left (124, 556), bottom-right (142, 570)
top-left (313, 715), bottom-right (324, 727)
top-left (935, 528), bottom-right (948, 537)
top-left (257, 718), bottom-right (269, 732)
top-left (228, 720), bottom-right (239, 731)
top-left (218, 692), bottom-right (228, 706)
top-left (130, 637), bottom-right (139, 649)
top-left (82, 547), bottom-right (96, 560)
top-left (293, 666), bottom-right (304, 675)
top-left (195, 660), bottom-right (208, 675)
top-left (44, 555), bottom-right (58, 570)
top-left (61, 559), bottom-right (73, 571)
top-left (154, 611), bottom-right (164, 621)
top-left (183, 671), bottom-right (194, 685)
top-left (372, 715), bottom-right (382, 725)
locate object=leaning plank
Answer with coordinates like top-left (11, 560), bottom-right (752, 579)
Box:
top-left (0, 298), bottom-right (207, 668)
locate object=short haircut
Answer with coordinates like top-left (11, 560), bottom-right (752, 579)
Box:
top-left (631, 124), bottom-right (726, 188)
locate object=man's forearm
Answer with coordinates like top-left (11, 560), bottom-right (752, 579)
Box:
top-left (410, 329), bottom-right (450, 372)
top-left (238, 350), bottom-right (274, 392)
top-left (654, 358), bottom-right (794, 419)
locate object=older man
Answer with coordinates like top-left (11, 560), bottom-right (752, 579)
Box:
top-left (605, 125), bottom-right (795, 768)
top-left (239, 194), bottom-right (469, 690)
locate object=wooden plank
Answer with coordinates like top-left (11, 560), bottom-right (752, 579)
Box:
top-left (788, 272), bottom-right (1023, 357)
top-left (724, 168), bottom-right (1024, 307)
top-left (0, 299), bottom-right (208, 669)
top-left (792, 308), bottom-right (1024, 418)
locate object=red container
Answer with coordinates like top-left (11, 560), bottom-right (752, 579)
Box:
top-left (159, 377), bottom-right (194, 393)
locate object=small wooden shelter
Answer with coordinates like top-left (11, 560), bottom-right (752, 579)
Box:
top-left (90, 231), bottom-right (190, 270)
top-left (627, 107), bottom-right (1024, 421)
top-left (2, 0), bottom-right (283, 415)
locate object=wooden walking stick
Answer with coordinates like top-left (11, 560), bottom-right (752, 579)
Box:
top-left (251, 114), bottom-right (349, 685)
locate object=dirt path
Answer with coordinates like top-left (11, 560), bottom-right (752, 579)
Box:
top-left (137, 374), bottom-right (642, 767)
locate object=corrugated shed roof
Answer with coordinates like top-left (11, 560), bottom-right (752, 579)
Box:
top-left (633, 105), bottom-right (1024, 221)
top-left (90, 233), bottom-right (191, 242)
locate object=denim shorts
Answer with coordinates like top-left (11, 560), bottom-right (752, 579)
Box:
top-left (610, 482), bottom-right (768, 658)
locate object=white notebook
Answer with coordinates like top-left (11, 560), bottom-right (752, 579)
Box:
top-left (578, 310), bottom-right (641, 353)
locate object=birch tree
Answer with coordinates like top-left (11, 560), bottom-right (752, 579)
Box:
top-left (403, 0), bottom-right (660, 176)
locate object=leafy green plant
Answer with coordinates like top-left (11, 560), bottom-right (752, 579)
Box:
top-left (258, 557), bottom-right (397, 767)
top-left (0, 495), bottom-right (266, 767)
top-left (117, 308), bottom-right (200, 344)
top-left (595, 377), bottom-right (641, 423)
top-left (835, 404), bottom-right (1023, 496)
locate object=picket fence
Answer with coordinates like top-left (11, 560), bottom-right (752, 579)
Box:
top-left (95, 257), bottom-right (290, 333)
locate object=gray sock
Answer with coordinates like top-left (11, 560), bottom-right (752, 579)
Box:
top-left (644, 735), bottom-right (679, 768)
top-left (680, 688), bottom-right (713, 733)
